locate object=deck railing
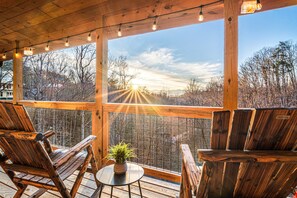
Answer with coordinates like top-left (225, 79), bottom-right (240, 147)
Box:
top-left (16, 100), bottom-right (222, 182)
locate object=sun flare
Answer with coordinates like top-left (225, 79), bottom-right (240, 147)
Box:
top-left (132, 84), bottom-right (139, 91)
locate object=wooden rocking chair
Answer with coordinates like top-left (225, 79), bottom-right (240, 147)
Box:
top-left (0, 102), bottom-right (101, 198)
top-left (180, 108), bottom-right (297, 198)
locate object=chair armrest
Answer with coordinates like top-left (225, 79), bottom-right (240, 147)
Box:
top-left (52, 135), bottom-right (96, 168)
top-left (180, 144), bottom-right (201, 193)
top-left (43, 130), bottom-right (55, 139)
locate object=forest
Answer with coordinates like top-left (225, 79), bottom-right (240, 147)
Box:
top-left (0, 41), bottom-right (296, 172)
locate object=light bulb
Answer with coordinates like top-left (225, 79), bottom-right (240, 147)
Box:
top-left (2, 53), bottom-right (6, 59)
top-left (198, 11), bottom-right (204, 22)
top-left (87, 32), bottom-right (92, 41)
top-left (15, 52), bottom-right (19, 58)
top-left (118, 28), bottom-right (122, 37)
top-left (45, 42), bottom-right (50, 51)
top-left (256, 0), bottom-right (262, 10)
top-left (152, 21), bottom-right (157, 31)
top-left (65, 37), bottom-right (69, 47)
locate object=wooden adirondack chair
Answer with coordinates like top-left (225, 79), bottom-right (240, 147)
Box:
top-left (180, 108), bottom-right (297, 198)
top-left (0, 102), bottom-right (101, 198)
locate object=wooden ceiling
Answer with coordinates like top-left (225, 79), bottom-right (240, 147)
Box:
top-left (0, 0), bottom-right (296, 60)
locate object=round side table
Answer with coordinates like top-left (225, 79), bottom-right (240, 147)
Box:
top-left (96, 163), bottom-right (144, 198)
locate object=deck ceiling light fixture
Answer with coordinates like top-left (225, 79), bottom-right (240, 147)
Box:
top-left (198, 6), bottom-right (204, 22)
top-left (24, 47), bottom-right (34, 56)
top-left (241, 0), bottom-right (262, 14)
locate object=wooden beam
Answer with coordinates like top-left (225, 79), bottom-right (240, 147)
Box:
top-left (223, 0), bottom-right (238, 110)
top-left (198, 150), bottom-right (297, 163)
top-left (18, 100), bottom-right (96, 111)
top-left (103, 103), bottom-right (222, 119)
top-left (92, 16), bottom-right (108, 168)
top-left (13, 40), bottom-right (23, 104)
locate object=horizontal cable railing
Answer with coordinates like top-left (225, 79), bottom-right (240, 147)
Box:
top-left (109, 112), bottom-right (211, 173)
top-left (25, 107), bottom-right (92, 148)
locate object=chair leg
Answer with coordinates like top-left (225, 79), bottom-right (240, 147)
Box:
top-left (13, 184), bottom-right (27, 198)
top-left (51, 173), bottom-right (71, 198)
top-left (70, 149), bottom-right (93, 198)
top-left (88, 146), bottom-right (101, 187)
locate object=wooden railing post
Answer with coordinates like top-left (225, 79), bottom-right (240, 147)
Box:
top-left (13, 40), bottom-right (23, 104)
top-left (224, 0), bottom-right (239, 110)
top-left (92, 17), bottom-right (108, 168)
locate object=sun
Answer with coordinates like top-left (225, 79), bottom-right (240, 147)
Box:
top-left (132, 84), bottom-right (139, 91)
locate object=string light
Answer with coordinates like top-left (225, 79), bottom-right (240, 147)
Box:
top-left (256, 0), bottom-right (262, 10)
top-left (152, 17), bottom-right (157, 31)
top-left (2, 0), bottom-right (225, 57)
top-left (15, 49), bottom-right (19, 58)
top-left (2, 52), bottom-right (6, 59)
top-left (198, 6), bottom-right (204, 22)
top-left (45, 41), bottom-right (50, 51)
top-left (118, 24), bottom-right (122, 37)
top-left (65, 37), bottom-right (70, 47)
top-left (87, 32), bottom-right (92, 41)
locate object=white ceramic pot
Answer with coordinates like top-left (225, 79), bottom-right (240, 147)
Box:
top-left (114, 161), bottom-right (127, 174)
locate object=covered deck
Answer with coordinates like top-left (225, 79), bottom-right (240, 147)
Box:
top-left (0, 0), bottom-right (297, 197)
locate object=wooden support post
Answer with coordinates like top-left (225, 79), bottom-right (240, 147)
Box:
top-left (13, 40), bottom-right (23, 104)
top-left (224, 0), bottom-right (239, 110)
top-left (92, 17), bottom-right (108, 168)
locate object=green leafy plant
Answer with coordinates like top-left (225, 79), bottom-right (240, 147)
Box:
top-left (107, 142), bottom-right (136, 164)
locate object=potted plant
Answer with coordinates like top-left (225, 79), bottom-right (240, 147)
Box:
top-left (107, 142), bottom-right (136, 174)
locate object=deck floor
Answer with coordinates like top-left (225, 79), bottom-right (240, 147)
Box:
top-left (0, 168), bottom-right (180, 198)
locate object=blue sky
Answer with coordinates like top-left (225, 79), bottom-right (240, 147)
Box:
top-left (109, 5), bottom-right (297, 94)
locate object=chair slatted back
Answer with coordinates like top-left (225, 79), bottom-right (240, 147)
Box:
top-left (0, 102), bottom-right (35, 131)
top-left (0, 102), bottom-right (49, 169)
top-left (197, 108), bottom-right (297, 198)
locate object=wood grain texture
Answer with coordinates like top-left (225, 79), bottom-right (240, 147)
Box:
top-left (223, 0), bottom-right (238, 110)
top-left (221, 110), bottom-right (252, 197)
top-left (92, 20), bottom-right (108, 169)
top-left (104, 103), bottom-right (221, 119)
top-left (12, 42), bottom-right (23, 104)
top-left (179, 144), bottom-right (201, 197)
top-left (1, 0), bottom-right (296, 59)
top-left (198, 150), bottom-right (297, 163)
top-left (234, 109), bottom-right (297, 198)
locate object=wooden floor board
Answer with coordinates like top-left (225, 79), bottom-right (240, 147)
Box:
top-left (0, 168), bottom-right (180, 198)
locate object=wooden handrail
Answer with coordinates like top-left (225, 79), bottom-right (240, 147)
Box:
top-left (198, 149), bottom-right (297, 163)
top-left (18, 100), bottom-right (96, 111)
top-left (16, 100), bottom-right (220, 119)
top-left (104, 103), bottom-right (221, 119)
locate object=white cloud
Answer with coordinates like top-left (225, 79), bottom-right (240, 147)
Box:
top-left (124, 48), bottom-right (222, 94)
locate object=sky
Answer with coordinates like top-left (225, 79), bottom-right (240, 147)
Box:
top-left (108, 5), bottom-right (297, 94)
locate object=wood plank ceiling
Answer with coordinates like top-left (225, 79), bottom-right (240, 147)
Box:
top-left (0, 0), bottom-right (296, 60)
